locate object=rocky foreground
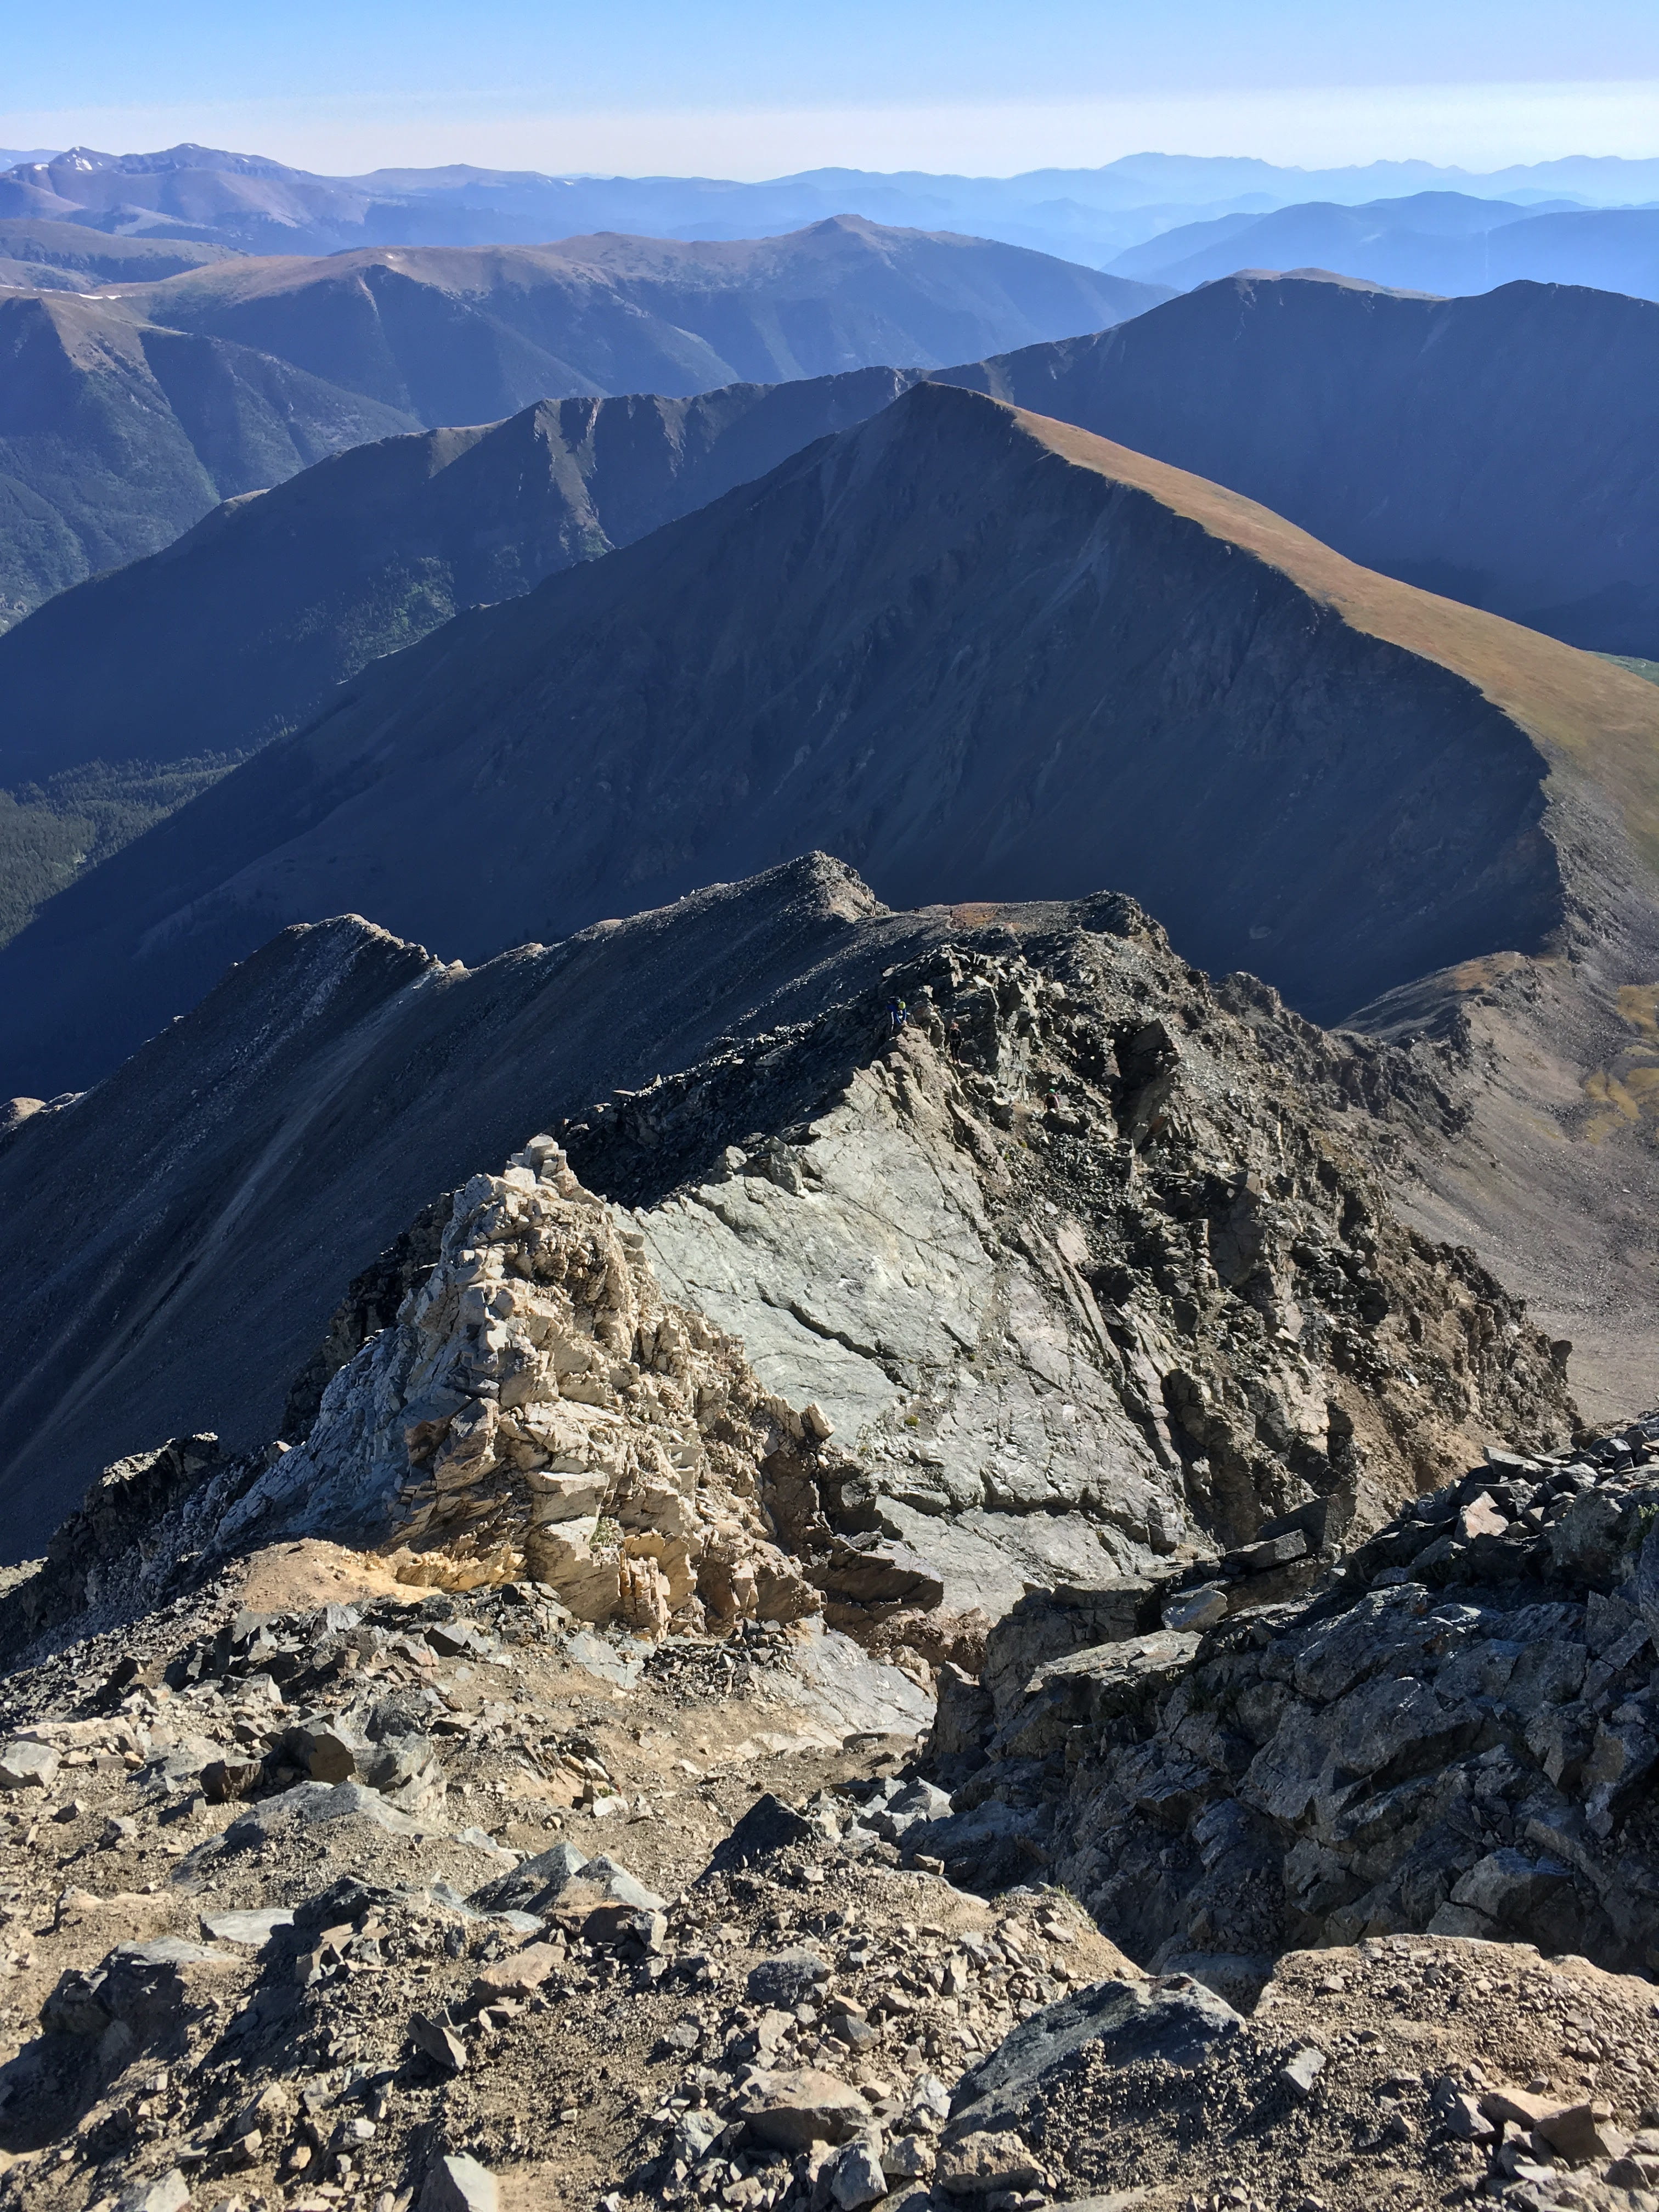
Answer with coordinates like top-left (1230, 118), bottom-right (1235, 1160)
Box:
top-left (8, 1429), bottom-right (1659, 2212)
top-left (0, 900), bottom-right (1650, 2211)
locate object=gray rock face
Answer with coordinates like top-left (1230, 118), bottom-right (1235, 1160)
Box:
top-left (216, 1132), bottom-right (821, 1638)
top-left (3, 879), bottom-right (1579, 1690)
top-left (596, 916), bottom-right (1572, 1624)
top-left (928, 1412), bottom-right (1659, 1985)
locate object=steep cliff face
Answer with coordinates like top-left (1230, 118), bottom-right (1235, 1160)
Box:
top-left (570, 907), bottom-right (1575, 1617)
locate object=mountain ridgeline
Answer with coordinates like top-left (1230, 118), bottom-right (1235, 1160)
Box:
top-left (0, 216), bottom-right (1164, 634)
top-left (939, 273), bottom-right (1659, 656)
top-left (8, 381), bottom-right (1658, 1101)
top-left (1106, 190), bottom-right (1659, 303)
top-left (6, 270), bottom-right (1657, 818)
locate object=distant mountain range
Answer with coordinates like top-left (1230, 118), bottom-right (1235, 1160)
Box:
top-left (7, 377), bottom-right (1657, 1102)
top-left (7, 144), bottom-right (1659, 267)
top-left (0, 217), bottom-right (1161, 636)
top-left (1110, 190), bottom-right (1659, 300)
top-left (104, 220), bottom-right (1163, 421)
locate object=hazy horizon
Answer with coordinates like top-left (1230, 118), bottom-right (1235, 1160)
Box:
top-left (4, 0), bottom-right (1656, 181)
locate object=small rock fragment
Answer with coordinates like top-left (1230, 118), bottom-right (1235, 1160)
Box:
top-left (472, 1941), bottom-right (563, 2001)
top-left (1280, 2046), bottom-right (1327, 2097)
top-left (0, 1738), bottom-right (60, 1791)
top-left (1162, 1584), bottom-right (1229, 1633)
top-left (113, 2172), bottom-right (191, 2212)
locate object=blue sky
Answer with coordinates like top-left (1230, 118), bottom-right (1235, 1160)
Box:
top-left (3, 0), bottom-right (1657, 176)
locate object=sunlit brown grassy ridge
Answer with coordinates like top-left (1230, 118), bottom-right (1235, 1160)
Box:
top-left (1019, 406), bottom-right (1659, 884)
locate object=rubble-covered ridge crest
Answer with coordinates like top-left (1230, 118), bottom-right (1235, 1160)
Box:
top-left (220, 1137), bottom-right (825, 1637)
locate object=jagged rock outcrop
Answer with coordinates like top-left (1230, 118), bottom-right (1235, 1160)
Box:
top-left (221, 1137), bottom-right (825, 1637)
top-left (567, 903), bottom-right (1573, 1617)
top-left (0, 855), bottom-right (937, 1561)
top-left (920, 1411), bottom-right (1659, 1994)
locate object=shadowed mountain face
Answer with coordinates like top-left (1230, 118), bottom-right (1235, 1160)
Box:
top-left (107, 219), bottom-right (1164, 424)
top-left (0, 857), bottom-right (953, 1556)
top-left (10, 267), bottom-right (1657, 821)
top-left (10, 380), bottom-right (1654, 1101)
top-left (0, 289), bottom-right (413, 628)
top-left (1108, 193), bottom-right (1659, 302)
top-left (0, 370), bottom-right (922, 783)
top-left (940, 273), bottom-right (1659, 655)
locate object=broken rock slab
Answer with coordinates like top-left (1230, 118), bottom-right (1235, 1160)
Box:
top-left (468, 1846), bottom-right (661, 1921)
top-left (0, 1735), bottom-right (60, 1790)
top-left (947, 1976), bottom-right (1243, 2141)
top-left (419, 2151), bottom-right (501, 2212)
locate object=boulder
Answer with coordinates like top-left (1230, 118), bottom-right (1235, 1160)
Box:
top-left (113, 2174), bottom-right (191, 2212)
top-left (948, 1977), bottom-right (1242, 2140)
top-left (702, 1793), bottom-right (819, 1874)
top-left (738, 2068), bottom-right (873, 2151)
top-left (747, 1946), bottom-right (831, 2008)
top-left (0, 1737), bottom-right (60, 1790)
top-left (935, 2132), bottom-right (1045, 2196)
top-left (827, 2138), bottom-right (888, 2210)
top-left (471, 1942), bottom-right (563, 2001)
top-left (467, 1839), bottom-right (591, 1916)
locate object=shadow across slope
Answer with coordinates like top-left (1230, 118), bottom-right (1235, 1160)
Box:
top-left (0, 289), bottom-right (413, 627)
top-left (0, 369), bottom-right (921, 786)
top-left (0, 856), bottom-right (956, 1556)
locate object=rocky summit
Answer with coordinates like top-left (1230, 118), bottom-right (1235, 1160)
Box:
top-left (8, 233), bottom-right (1659, 2212)
top-left (0, 854), bottom-right (1639, 2212)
